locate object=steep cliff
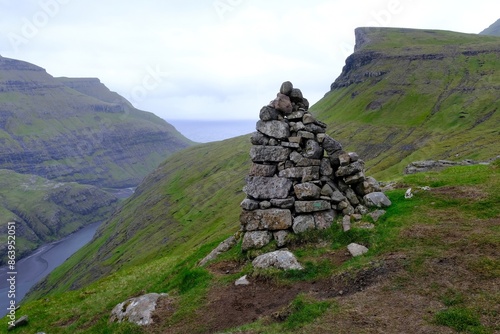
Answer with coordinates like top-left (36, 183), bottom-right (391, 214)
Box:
top-left (0, 56), bottom-right (193, 188)
top-left (317, 28), bottom-right (500, 178)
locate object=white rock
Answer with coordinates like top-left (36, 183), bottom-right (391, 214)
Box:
top-left (347, 243), bottom-right (369, 257)
top-left (235, 275), bottom-right (250, 286)
top-left (110, 293), bottom-right (167, 326)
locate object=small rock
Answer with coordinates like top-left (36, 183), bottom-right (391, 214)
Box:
top-left (280, 81), bottom-right (293, 95)
top-left (241, 231), bottom-right (272, 250)
top-left (235, 275), bottom-right (250, 286)
top-left (240, 198), bottom-right (259, 211)
top-left (369, 209), bottom-right (386, 222)
top-left (271, 93), bottom-right (293, 114)
top-left (8, 315), bottom-right (29, 331)
top-left (293, 214), bottom-right (315, 233)
top-left (347, 243), bottom-right (369, 257)
top-left (289, 88), bottom-right (303, 103)
top-left (273, 230), bottom-right (290, 247)
top-left (252, 250), bottom-right (303, 270)
top-left (199, 236), bottom-right (237, 266)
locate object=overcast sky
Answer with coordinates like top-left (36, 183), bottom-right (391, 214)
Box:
top-left (0, 0), bottom-right (498, 121)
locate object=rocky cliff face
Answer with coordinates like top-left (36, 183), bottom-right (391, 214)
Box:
top-left (0, 56), bottom-right (193, 188)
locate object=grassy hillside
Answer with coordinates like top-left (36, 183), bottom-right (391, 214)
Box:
top-left (4, 161), bottom-right (499, 333)
top-left (316, 28), bottom-right (500, 179)
top-left (0, 56), bottom-right (193, 188)
top-left (0, 170), bottom-right (118, 265)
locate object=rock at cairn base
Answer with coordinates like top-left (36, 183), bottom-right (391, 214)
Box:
top-left (239, 81), bottom-right (390, 250)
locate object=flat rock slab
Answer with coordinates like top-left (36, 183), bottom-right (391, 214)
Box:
top-left (244, 176), bottom-right (292, 200)
top-left (295, 200), bottom-right (331, 213)
top-left (250, 146), bottom-right (290, 163)
top-left (252, 250), bottom-right (303, 270)
top-left (240, 208), bottom-right (292, 231)
top-left (256, 120), bottom-right (290, 139)
top-left (347, 243), bottom-right (369, 257)
top-left (364, 192), bottom-right (392, 208)
top-left (110, 293), bottom-right (167, 326)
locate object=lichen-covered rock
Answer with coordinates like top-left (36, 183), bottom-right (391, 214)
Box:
top-left (239, 81), bottom-right (389, 250)
top-left (110, 293), bottom-right (167, 326)
top-left (244, 176), bottom-right (292, 200)
top-left (292, 214), bottom-right (315, 233)
top-left (199, 236), bottom-right (237, 266)
top-left (241, 231), bottom-right (272, 250)
top-left (294, 182), bottom-right (321, 200)
top-left (364, 192), bottom-right (392, 208)
top-left (240, 209), bottom-right (292, 231)
top-left (252, 250), bottom-right (303, 270)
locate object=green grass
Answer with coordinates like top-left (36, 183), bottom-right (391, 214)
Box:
top-left (434, 307), bottom-right (487, 333)
top-left (283, 294), bottom-right (334, 330)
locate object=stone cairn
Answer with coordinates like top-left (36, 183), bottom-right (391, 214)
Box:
top-left (239, 81), bottom-right (391, 251)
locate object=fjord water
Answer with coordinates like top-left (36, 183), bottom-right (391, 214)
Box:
top-left (0, 221), bottom-right (102, 317)
top-left (168, 119), bottom-right (256, 143)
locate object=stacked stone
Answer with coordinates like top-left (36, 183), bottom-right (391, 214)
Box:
top-left (239, 81), bottom-right (390, 250)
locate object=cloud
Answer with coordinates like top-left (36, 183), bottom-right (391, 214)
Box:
top-left (0, 0), bottom-right (498, 120)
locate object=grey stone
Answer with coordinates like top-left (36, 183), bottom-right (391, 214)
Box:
top-left (304, 123), bottom-right (326, 134)
top-left (199, 236), bottom-right (237, 266)
top-left (342, 215), bottom-right (351, 231)
top-left (316, 133), bottom-right (326, 143)
top-left (259, 106), bottom-right (280, 121)
top-left (345, 172), bottom-right (366, 185)
top-left (314, 210), bottom-right (336, 230)
top-left (250, 146), bottom-right (290, 163)
top-left (351, 214), bottom-right (362, 221)
top-left (336, 161), bottom-right (365, 177)
top-left (295, 200), bottom-right (331, 213)
top-left (320, 158), bottom-right (333, 176)
top-left (322, 135), bottom-right (343, 155)
top-left (249, 163), bottom-right (277, 177)
top-left (257, 120), bottom-right (290, 139)
top-left (281, 141), bottom-right (300, 148)
top-left (240, 209), bottom-right (293, 231)
top-left (250, 131), bottom-right (269, 145)
top-left (279, 166), bottom-right (320, 181)
top-left (8, 315), bottom-right (28, 331)
top-left (290, 151), bottom-right (321, 167)
top-left (303, 139), bottom-right (323, 159)
top-left (290, 88), bottom-right (303, 103)
top-left (338, 152), bottom-right (351, 166)
top-left (302, 113), bottom-right (316, 124)
top-left (240, 198), bottom-right (259, 211)
top-left (355, 205), bottom-right (369, 215)
top-left (354, 176), bottom-right (381, 196)
top-left (293, 214), bottom-right (315, 233)
top-left (280, 81), bottom-right (293, 96)
top-left (364, 192), bottom-right (392, 208)
top-left (369, 209), bottom-right (386, 222)
top-left (347, 243), bottom-right (369, 257)
top-left (348, 152), bottom-right (359, 162)
top-left (235, 275), bottom-right (250, 286)
top-left (110, 293), bottom-right (166, 326)
top-left (294, 182), bottom-right (321, 200)
top-left (273, 230), bottom-right (290, 247)
top-left (244, 176), bottom-right (292, 200)
top-left (241, 231), bottom-right (272, 250)
top-left (271, 197), bottom-right (295, 209)
top-left (342, 205), bottom-right (355, 216)
top-left (252, 250), bottom-right (303, 270)
top-left (321, 183), bottom-right (334, 197)
top-left (344, 188), bottom-right (360, 206)
top-left (297, 130), bottom-right (315, 140)
top-left (287, 110), bottom-right (304, 120)
top-left (330, 190), bottom-right (347, 203)
top-left (259, 201), bottom-right (272, 209)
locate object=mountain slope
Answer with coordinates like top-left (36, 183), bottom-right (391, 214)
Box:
top-left (315, 28), bottom-right (500, 179)
top-left (0, 56), bottom-right (193, 188)
top-left (480, 18), bottom-right (500, 36)
top-left (29, 27), bottom-right (500, 295)
top-left (0, 169), bottom-right (118, 264)
top-left (12, 28), bottom-right (500, 333)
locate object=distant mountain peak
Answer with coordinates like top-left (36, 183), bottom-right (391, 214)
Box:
top-left (479, 18), bottom-right (500, 36)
